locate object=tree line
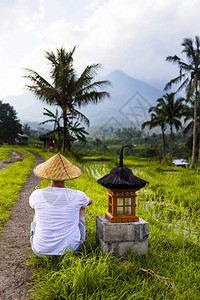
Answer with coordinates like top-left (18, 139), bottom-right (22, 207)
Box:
top-left (142, 36), bottom-right (200, 171)
top-left (1, 38), bottom-right (200, 170)
top-left (24, 37), bottom-right (200, 171)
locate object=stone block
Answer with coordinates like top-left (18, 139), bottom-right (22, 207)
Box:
top-left (131, 239), bottom-right (148, 256)
top-left (103, 223), bottom-right (135, 242)
top-left (99, 238), bottom-right (119, 256)
top-left (96, 216), bottom-right (104, 240)
top-left (118, 242), bottom-right (133, 255)
top-left (96, 216), bottom-right (149, 257)
top-left (143, 222), bottom-right (149, 238)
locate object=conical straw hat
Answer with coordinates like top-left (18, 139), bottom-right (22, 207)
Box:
top-left (34, 153), bottom-right (82, 181)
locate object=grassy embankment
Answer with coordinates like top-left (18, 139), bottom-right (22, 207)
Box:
top-left (27, 150), bottom-right (200, 300)
top-left (0, 148), bottom-right (12, 160)
top-left (0, 147), bottom-right (35, 230)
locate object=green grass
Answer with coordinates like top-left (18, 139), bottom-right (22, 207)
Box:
top-left (0, 148), bottom-right (12, 160)
top-left (0, 148), bottom-right (35, 230)
top-left (139, 164), bottom-right (200, 212)
top-left (26, 152), bottom-right (200, 299)
top-left (29, 229), bottom-right (200, 299)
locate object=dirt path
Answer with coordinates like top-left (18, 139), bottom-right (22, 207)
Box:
top-left (0, 151), bottom-right (43, 299)
top-left (0, 150), bottom-right (24, 171)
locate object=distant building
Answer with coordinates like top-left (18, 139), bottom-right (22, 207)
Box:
top-left (39, 129), bottom-right (76, 149)
top-left (16, 133), bottom-right (29, 145)
top-left (172, 159), bottom-right (188, 167)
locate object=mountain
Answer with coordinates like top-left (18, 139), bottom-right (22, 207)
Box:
top-left (81, 70), bottom-right (163, 128)
top-left (2, 70), bottom-right (164, 128)
top-left (2, 93), bottom-right (57, 124)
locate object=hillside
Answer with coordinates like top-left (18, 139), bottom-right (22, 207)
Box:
top-left (81, 70), bottom-right (163, 128)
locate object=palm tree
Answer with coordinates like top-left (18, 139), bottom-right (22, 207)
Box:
top-left (40, 108), bottom-right (62, 129)
top-left (142, 93), bottom-right (184, 160)
top-left (22, 123), bottom-right (31, 137)
top-left (142, 104), bottom-right (167, 158)
top-left (182, 98), bottom-right (200, 170)
top-left (24, 47), bottom-right (110, 151)
top-left (40, 108), bottom-right (63, 150)
top-left (165, 36), bottom-right (200, 169)
top-left (157, 93), bottom-right (184, 160)
top-left (67, 120), bottom-right (88, 151)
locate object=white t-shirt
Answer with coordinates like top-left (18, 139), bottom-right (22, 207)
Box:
top-left (29, 186), bottom-right (89, 255)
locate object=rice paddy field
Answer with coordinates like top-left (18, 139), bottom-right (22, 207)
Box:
top-left (27, 150), bottom-right (200, 300)
top-left (0, 146), bottom-right (199, 299)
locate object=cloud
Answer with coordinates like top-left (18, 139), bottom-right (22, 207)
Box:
top-left (1, 0), bottom-right (200, 98)
top-left (0, 0), bottom-right (44, 36)
top-left (42, 0), bottom-right (200, 86)
top-left (45, 18), bottom-right (82, 48)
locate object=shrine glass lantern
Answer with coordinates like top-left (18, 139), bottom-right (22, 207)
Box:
top-left (97, 146), bottom-right (148, 223)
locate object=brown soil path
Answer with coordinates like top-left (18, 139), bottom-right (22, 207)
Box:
top-left (0, 151), bottom-right (43, 299)
top-left (0, 150), bottom-right (24, 171)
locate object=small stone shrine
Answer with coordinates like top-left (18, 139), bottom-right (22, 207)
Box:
top-left (96, 146), bottom-right (149, 256)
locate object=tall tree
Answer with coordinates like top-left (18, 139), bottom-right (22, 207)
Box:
top-left (22, 123), bottom-right (31, 136)
top-left (0, 101), bottom-right (22, 143)
top-left (40, 108), bottom-right (63, 150)
top-left (142, 93), bottom-right (184, 160)
top-left (165, 36), bottom-right (200, 169)
top-left (24, 47), bottom-right (110, 151)
top-left (142, 104), bottom-right (167, 158)
top-left (157, 93), bottom-right (184, 160)
top-left (182, 97), bottom-right (200, 170)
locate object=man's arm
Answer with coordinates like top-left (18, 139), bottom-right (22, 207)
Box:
top-left (88, 198), bottom-right (92, 206)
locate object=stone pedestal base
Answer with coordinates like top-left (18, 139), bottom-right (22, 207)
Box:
top-left (96, 216), bottom-right (149, 257)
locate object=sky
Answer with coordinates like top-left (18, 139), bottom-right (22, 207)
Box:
top-left (0, 0), bottom-right (200, 99)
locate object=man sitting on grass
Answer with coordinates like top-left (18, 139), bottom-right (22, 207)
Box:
top-left (29, 153), bottom-right (92, 256)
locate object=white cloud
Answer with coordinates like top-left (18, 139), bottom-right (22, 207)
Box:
top-left (1, 0), bottom-right (200, 98)
top-left (45, 18), bottom-right (82, 48)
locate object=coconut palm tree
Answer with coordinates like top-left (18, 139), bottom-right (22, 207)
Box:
top-left (142, 105), bottom-right (167, 158)
top-left (165, 36), bottom-right (200, 169)
top-left (182, 97), bottom-right (200, 170)
top-left (39, 108), bottom-right (63, 150)
top-left (157, 93), bottom-right (185, 160)
top-left (24, 47), bottom-right (110, 151)
top-left (142, 93), bottom-right (185, 160)
top-left (40, 108), bottom-right (62, 129)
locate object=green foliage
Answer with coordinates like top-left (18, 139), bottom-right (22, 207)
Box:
top-left (22, 123), bottom-right (32, 136)
top-left (25, 46), bottom-right (110, 151)
top-left (143, 163), bottom-right (200, 212)
top-left (0, 148), bottom-right (11, 160)
top-left (27, 153), bottom-right (200, 299)
top-left (73, 131), bottom-right (190, 160)
top-left (165, 36), bottom-right (200, 169)
top-left (29, 230), bottom-right (200, 300)
top-left (0, 149), bottom-right (35, 230)
top-left (162, 154), bottom-right (171, 166)
top-left (0, 101), bottom-right (22, 143)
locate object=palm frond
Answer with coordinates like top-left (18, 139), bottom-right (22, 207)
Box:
top-left (182, 38), bottom-right (195, 59)
top-left (67, 107), bottom-right (90, 127)
top-left (79, 80), bottom-right (111, 93)
top-left (141, 121), bottom-right (151, 130)
top-left (24, 68), bottom-right (59, 104)
top-left (75, 91), bottom-right (110, 107)
top-left (176, 78), bottom-right (189, 93)
top-left (183, 121), bottom-right (193, 135)
top-left (166, 55), bottom-right (181, 63)
top-left (164, 73), bottom-right (187, 91)
top-left (39, 119), bottom-right (56, 125)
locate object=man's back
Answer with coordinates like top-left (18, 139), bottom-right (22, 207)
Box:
top-left (29, 187), bottom-right (89, 255)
